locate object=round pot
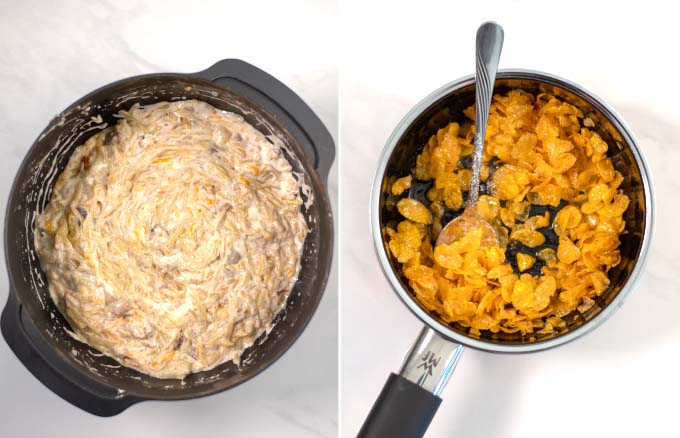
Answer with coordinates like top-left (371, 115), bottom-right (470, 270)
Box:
top-left (1, 59), bottom-right (335, 417)
top-left (361, 70), bottom-right (653, 437)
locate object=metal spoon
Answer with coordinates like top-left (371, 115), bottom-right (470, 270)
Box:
top-left (436, 22), bottom-right (504, 248)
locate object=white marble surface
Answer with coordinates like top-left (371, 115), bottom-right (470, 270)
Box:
top-left (0, 1), bottom-right (337, 437)
top-left (341, 1), bottom-right (678, 437)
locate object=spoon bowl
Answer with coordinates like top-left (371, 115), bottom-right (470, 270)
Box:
top-left (436, 206), bottom-right (498, 247)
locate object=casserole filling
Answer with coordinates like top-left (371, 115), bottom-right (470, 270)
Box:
top-left (35, 100), bottom-right (307, 378)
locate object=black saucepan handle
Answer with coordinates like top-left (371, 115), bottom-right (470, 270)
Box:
top-left (192, 59), bottom-right (335, 184)
top-left (1, 292), bottom-right (142, 416)
top-left (358, 373), bottom-right (442, 438)
top-left (358, 327), bottom-right (465, 437)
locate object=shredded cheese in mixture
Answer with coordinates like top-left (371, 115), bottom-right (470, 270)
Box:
top-left (35, 100), bottom-right (307, 379)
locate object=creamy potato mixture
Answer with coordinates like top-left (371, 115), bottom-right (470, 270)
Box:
top-left (35, 100), bottom-right (307, 378)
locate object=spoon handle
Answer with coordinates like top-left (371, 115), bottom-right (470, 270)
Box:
top-left (470, 22), bottom-right (504, 206)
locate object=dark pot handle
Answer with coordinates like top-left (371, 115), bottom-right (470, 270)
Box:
top-left (192, 59), bottom-right (335, 184)
top-left (1, 292), bottom-right (142, 416)
top-left (358, 327), bottom-right (465, 437)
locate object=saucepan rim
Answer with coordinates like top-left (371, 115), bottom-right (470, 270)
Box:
top-left (370, 68), bottom-right (654, 353)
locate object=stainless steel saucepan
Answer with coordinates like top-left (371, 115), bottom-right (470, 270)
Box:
top-left (360, 70), bottom-right (654, 437)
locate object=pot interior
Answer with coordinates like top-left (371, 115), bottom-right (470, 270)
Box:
top-left (378, 75), bottom-right (649, 346)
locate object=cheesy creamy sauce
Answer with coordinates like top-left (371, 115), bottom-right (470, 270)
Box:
top-left (34, 100), bottom-right (307, 379)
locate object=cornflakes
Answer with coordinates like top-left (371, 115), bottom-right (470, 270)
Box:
top-left (516, 253), bottom-right (535, 272)
top-left (392, 175), bottom-right (412, 195)
top-left (386, 89), bottom-right (628, 336)
top-left (396, 198), bottom-right (432, 224)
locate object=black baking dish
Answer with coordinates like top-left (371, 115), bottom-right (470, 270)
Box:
top-left (1, 59), bottom-right (335, 416)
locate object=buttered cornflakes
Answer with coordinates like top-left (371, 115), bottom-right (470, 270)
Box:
top-left (386, 90), bottom-right (629, 336)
